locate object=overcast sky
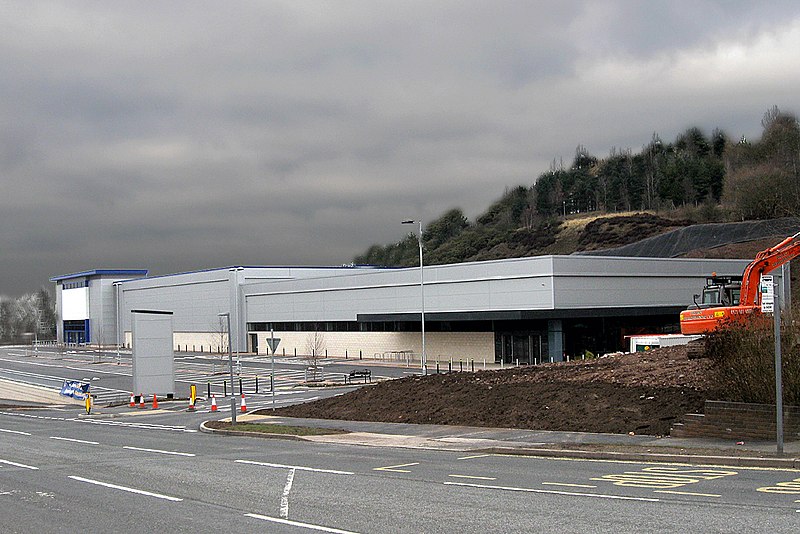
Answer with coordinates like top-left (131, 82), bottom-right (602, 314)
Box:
top-left (2, 1), bottom-right (800, 296)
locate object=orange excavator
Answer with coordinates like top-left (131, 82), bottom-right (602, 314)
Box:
top-left (680, 230), bottom-right (800, 335)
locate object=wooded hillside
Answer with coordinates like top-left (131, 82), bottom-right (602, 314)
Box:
top-left (355, 107), bottom-right (800, 267)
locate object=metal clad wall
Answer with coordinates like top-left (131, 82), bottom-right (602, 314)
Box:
top-left (244, 256), bottom-right (753, 323)
top-left (88, 278), bottom-right (119, 345)
top-left (121, 278), bottom-right (229, 332)
top-left (244, 256), bottom-right (558, 322)
top-left (551, 256), bottom-right (751, 309)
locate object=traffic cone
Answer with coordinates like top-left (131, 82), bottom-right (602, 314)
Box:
top-left (138, 393), bottom-right (145, 409)
top-left (210, 394), bottom-right (218, 412)
top-left (187, 396), bottom-right (195, 411)
top-left (152, 394), bottom-right (158, 409)
top-left (129, 393), bottom-right (135, 408)
top-left (241, 393), bottom-right (247, 413)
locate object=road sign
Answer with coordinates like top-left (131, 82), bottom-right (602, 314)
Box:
top-left (761, 275), bottom-right (774, 313)
top-left (266, 337), bottom-right (281, 354)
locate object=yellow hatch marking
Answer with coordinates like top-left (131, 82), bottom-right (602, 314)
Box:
top-left (592, 467), bottom-right (737, 489)
top-left (758, 478), bottom-right (800, 494)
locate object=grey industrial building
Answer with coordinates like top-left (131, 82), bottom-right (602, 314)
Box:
top-left (51, 255), bottom-right (750, 364)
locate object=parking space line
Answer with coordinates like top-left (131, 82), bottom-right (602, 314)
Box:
top-left (448, 474), bottom-right (497, 481)
top-left (68, 475), bottom-right (182, 501)
top-left (373, 462), bottom-right (419, 473)
top-left (654, 490), bottom-right (720, 497)
top-left (542, 482), bottom-right (597, 489)
top-left (444, 481), bottom-right (660, 502)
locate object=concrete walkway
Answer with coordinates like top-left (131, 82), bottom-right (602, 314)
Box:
top-left (228, 413), bottom-right (800, 468)
top-left (0, 378), bottom-right (82, 406)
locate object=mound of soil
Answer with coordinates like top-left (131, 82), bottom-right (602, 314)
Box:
top-left (273, 346), bottom-right (715, 436)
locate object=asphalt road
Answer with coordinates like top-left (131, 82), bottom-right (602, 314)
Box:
top-left (1, 404), bottom-right (799, 533)
top-left (0, 346), bottom-right (413, 408)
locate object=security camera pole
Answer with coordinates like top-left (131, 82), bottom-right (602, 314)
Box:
top-left (218, 312), bottom-right (236, 424)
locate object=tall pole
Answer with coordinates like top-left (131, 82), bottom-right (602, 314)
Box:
top-left (774, 280), bottom-right (784, 454)
top-left (418, 221), bottom-right (426, 375)
top-left (219, 312), bottom-right (236, 424)
top-left (270, 327), bottom-right (276, 411)
top-left (402, 219), bottom-right (426, 374)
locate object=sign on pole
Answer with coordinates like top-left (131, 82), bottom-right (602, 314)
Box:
top-left (266, 337), bottom-right (281, 354)
top-left (60, 380), bottom-right (90, 400)
top-left (269, 333), bottom-right (281, 411)
top-left (761, 274), bottom-right (775, 313)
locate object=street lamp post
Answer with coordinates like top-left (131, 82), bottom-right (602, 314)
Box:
top-left (218, 312), bottom-right (236, 424)
top-left (402, 219), bottom-right (426, 374)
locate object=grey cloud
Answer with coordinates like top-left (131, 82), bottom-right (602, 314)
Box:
top-left (1, 1), bottom-right (800, 294)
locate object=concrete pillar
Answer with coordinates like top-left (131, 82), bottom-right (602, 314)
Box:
top-left (548, 319), bottom-right (563, 362)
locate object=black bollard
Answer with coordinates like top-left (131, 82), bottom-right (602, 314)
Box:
top-left (255, 376), bottom-right (259, 393)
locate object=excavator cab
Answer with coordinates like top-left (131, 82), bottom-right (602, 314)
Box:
top-left (690, 275), bottom-right (742, 309)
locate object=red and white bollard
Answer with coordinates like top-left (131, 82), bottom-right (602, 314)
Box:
top-left (210, 394), bottom-right (218, 412)
top-left (241, 393), bottom-right (247, 413)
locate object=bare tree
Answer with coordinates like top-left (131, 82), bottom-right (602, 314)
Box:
top-left (304, 331), bottom-right (326, 381)
top-left (209, 316), bottom-right (228, 372)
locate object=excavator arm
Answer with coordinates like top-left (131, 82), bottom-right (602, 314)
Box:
top-left (680, 230), bottom-right (800, 335)
top-left (739, 230), bottom-right (800, 306)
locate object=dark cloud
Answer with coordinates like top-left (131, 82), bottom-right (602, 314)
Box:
top-left (1, 1), bottom-right (800, 295)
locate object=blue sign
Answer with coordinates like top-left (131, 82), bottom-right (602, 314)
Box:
top-left (60, 380), bottom-right (90, 400)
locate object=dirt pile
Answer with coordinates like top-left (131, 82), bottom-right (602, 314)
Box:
top-left (577, 213), bottom-right (690, 251)
top-left (271, 346), bottom-right (714, 436)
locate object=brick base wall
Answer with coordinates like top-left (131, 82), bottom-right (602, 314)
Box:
top-left (671, 400), bottom-right (800, 441)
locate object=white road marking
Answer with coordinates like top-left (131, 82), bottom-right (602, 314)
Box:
top-left (123, 446), bottom-right (195, 457)
top-left (448, 474), bottom-right (497, 481)
top-left (245, 513), bottom-right (360, 533)
top-left (654, 490), bottom-right (720, 497)
top-left (0, 459), bottom-right (39, 470)
top-left (235, 459), bottom-right (353, 475)
top-left (280, 468), bottom-right (296, 519)
top-left (444, 481), bottom-right (660, 502)
top-left (373, 462), bottom-right (419, 473)
top-left (67, 476), bottom-right (183, 501)
top-left (49, 436), bottom-right (99, 445)
top-left (542, 482), bottom-right (597, 489)
top-left (457, 454), bottom-right (490, 460)
top-left (0, 428), bottom-right (31, 436)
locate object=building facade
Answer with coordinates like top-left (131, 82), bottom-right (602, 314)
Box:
top-left (51, 255), bottom-right (752, 363)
